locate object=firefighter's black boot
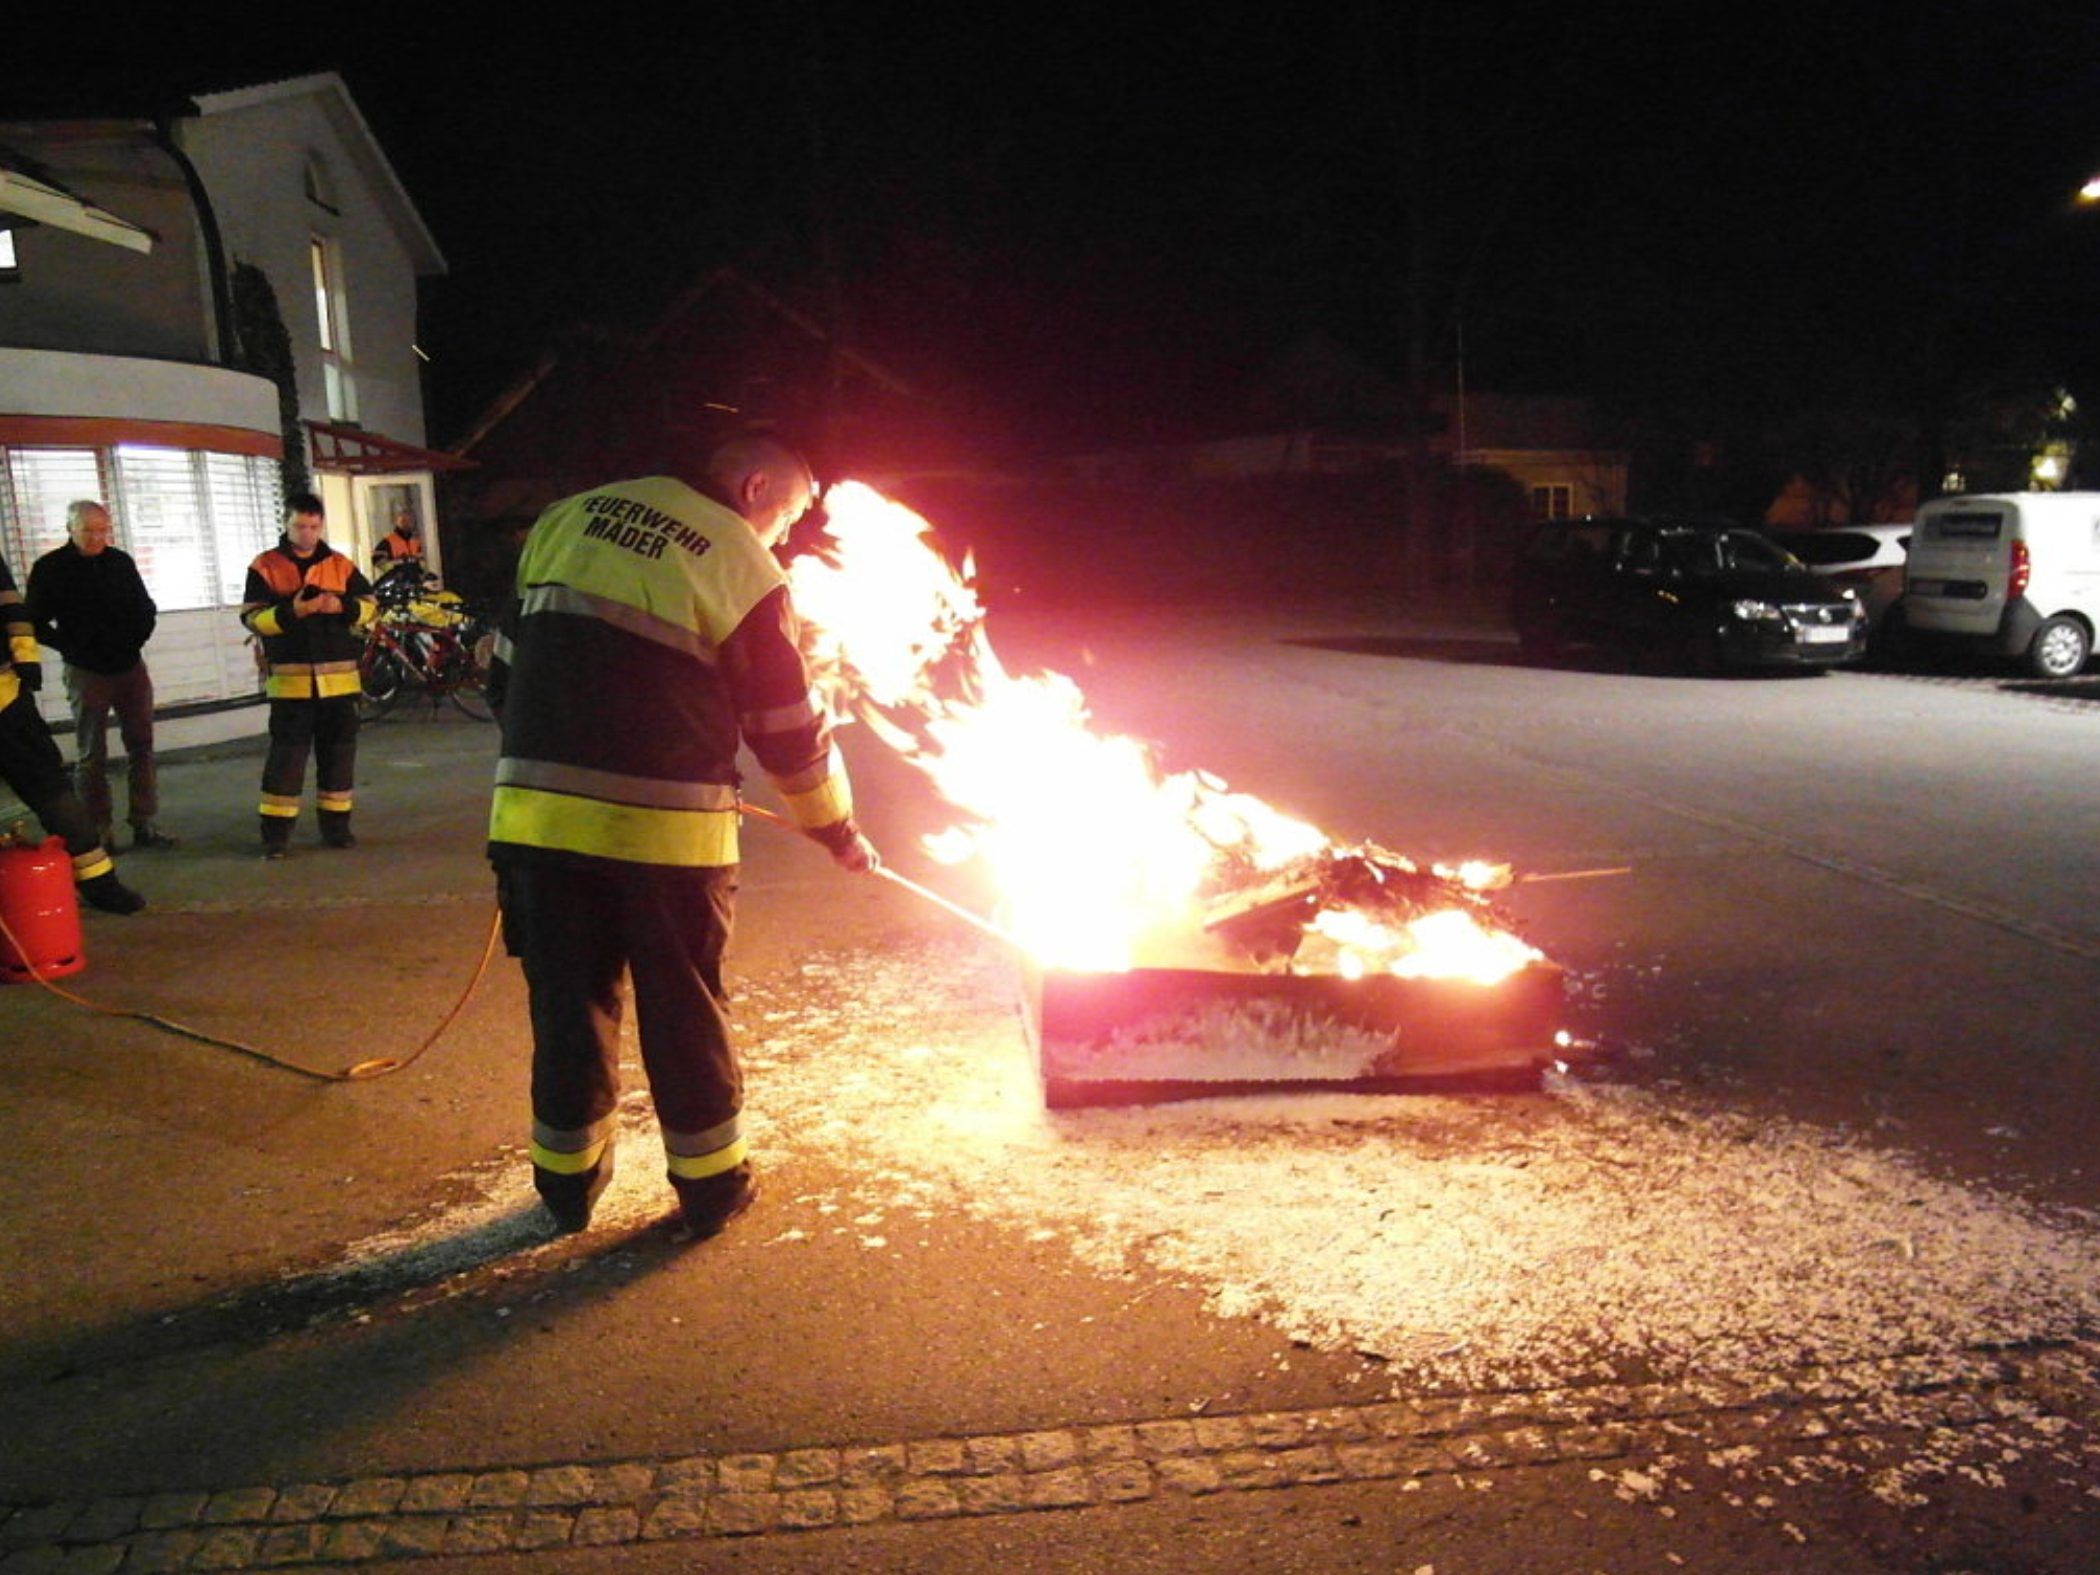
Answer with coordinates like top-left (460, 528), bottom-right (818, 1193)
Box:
top-left (319, 810), bottom-right (357, 850)
top-left (671, 1163), bottom-right (758, 1239)
top-left (536, 1145), bottom-right (615, 1234)
top-left (260, 816), bottom-right (290, 861)
top-left (78, 871), bottom-right (145, 915)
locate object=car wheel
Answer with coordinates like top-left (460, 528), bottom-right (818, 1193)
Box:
top-left (2027, 616), bottom-right (2091, 680)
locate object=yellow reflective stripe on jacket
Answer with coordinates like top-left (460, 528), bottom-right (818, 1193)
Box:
top-left (243, 603), bottom-right (286, 637)
top-left (7, 631), bottom-right (36, 665)
top-left (780, 771), bottom-right (853, 831)
top-left (265, 662), bottom-right (362, 699)
top-left (490, 784), bottom-right (739, 867)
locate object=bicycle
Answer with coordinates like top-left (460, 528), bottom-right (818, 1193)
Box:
top-left (357, 572), bottom-right (497, 721)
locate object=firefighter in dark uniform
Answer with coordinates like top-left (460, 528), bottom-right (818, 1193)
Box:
top-left (0, 552), bottom-right (144, 912)
top-left (487, 435), bottom-right (878, 1237)
top-left (240, 493), bottom-right (375, 859)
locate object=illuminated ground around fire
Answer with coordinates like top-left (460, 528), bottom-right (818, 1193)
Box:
top-left (313, 939), bottom-right (2100, 1517)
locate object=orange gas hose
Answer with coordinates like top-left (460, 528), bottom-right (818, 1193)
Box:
top-left (0, 902), bottom-right (503, 1083)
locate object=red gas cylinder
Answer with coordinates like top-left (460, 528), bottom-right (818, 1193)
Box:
top-left (0, 835), bottom-right (86, 983)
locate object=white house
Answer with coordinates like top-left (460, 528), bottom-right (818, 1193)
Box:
top-left (0, 72), bottom-right (452, 749)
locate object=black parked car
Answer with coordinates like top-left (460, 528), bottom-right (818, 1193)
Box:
top-left (1511, 517), bottom-right (1869, 673)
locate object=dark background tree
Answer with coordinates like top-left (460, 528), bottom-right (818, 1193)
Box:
top-left (229, 262), bottom-right (310, 504)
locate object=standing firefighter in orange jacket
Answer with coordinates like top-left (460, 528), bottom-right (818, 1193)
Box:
top-left (487, 435), bottom-right (878, 1238)
top-left (0, 551), bottom-right (145, 913)
top-left (240, 493), bottom-right (376, 858)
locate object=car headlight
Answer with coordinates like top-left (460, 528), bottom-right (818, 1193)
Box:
top-left (1730, 599), bottom-right (1782, 621)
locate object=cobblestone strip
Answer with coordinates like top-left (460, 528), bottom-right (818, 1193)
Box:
top-left (0, 1352), bottom-right (2060, 1571)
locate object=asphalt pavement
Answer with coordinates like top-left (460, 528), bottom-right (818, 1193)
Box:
top-left (3, 606), bottom-right (2098, 1574)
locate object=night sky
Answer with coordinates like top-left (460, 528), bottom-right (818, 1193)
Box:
top-left (10, 4), bottom-right (2100, 458)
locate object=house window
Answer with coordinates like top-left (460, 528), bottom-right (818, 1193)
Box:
top-left (0, 444), bottom-right (281, 615)
top-left (1531, 484), bottom-right (1574, 520)
top-left (0, 447), bottom-right (107, 567)
top-left (310, 234), bottom-right (356, 422)
top-left (110, 446), bottom-right (223, 612)
top-left (202, 453), bottom-right (286, 605)
top-left (302, 151), bottom-right (340, 215)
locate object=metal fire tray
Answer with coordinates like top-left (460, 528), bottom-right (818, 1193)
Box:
top-left (1024, 959), bottom-right (1569, 1108)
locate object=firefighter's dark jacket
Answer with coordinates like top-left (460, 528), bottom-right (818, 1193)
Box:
top-left (240, 539), bottom-right (376, 700)
top-left (487, 476), bottom-right (855, 870)
top-left (26, 542), bottom-right (157, 675)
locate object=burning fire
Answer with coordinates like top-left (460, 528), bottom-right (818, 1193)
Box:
top-left (790, 482), bottom-right (1544, 985)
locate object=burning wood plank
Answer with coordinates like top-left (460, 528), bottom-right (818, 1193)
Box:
top-left (1199, 846), bottom-right (1495, 968)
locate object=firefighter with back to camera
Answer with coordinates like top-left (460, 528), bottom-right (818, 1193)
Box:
top-left (486, 434), bottom-right (878, 1238)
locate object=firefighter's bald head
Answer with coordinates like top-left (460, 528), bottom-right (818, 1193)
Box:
top-left (705, 435), bottom-right (816, 549)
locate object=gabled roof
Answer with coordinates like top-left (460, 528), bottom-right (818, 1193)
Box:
top-left (190, 72), bottom-right (445, 277)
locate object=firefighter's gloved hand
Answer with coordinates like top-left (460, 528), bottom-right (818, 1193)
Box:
top-left (833, 830), bottom-right (880, 875)
top-left (813, 817), bottom-right (879, 874)
top-left (13, 660), bottom-right (40, 694)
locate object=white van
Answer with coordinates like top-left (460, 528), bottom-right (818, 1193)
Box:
top-left (1901, 493), bottom-right (2100, 678)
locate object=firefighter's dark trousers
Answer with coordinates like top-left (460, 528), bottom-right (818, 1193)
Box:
top-left (0, 691), bottom-right (114, 878)
top-left (259, 694), bottom-right (358, 844)
top-left (495, 858), bottom-right (744, 1216)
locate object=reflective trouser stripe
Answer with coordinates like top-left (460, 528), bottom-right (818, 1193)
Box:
top-left (664, 1133), bottom-right (747, 1181)
top-left (490, 785), bottom-right (738, 867)
top-left (530, 1139), bottom-right (608, 1174)
top-left (531, 1117), bottom-right (613, 1174)
top-left (70, 848), bottom-right (113, 882)
top-left (260, 794), bottom-right (301, 818)
top-left (316, 791), bottom-right (353, 813)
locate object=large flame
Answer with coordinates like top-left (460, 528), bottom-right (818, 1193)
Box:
top-left (791, 482), bottom-right (1542, 984)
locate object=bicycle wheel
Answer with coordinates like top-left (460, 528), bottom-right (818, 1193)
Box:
top-left (447, 625), bottom-right (498, 721)
top-left (358, 651), bottom-right (409, 720)
top-left (450, 675), bottom-right (495, 722)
